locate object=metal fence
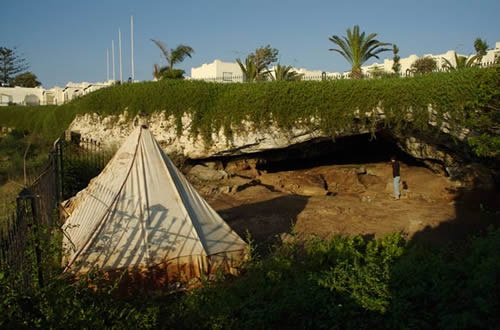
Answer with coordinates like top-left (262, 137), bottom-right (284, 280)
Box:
top-left (0, 132), bottom-right (109, 289)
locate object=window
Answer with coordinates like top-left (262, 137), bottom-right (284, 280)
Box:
top-left (222, 72), bottom-right (232, 81)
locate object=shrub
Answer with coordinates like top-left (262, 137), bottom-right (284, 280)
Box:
top-left (0, 67), bottom-right (498, 156)
top-left (1, 229), bottom-right (500, 329)
top-left (411, 56), bottom-right (438, 74)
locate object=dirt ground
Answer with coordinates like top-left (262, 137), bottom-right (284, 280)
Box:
top-left (194, 161), bottom-right (499, 248)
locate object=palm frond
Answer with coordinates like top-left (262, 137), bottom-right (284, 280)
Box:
top-left (171, 45), bottom-right (195, 68)
top-left (328, 25), bottom-right (391, 78)
top-left (441, 57), bottom-right (455, 71)
top-left (329, 36), bottom-right (354, 64)
top-left (151, 39), bottom-right (170, 62)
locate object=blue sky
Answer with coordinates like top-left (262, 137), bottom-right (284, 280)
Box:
top-left (2, 0), bottom-right (499, 88)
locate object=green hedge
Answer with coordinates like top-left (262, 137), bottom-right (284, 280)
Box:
top-left (1, 67), bottom-right (498, 155)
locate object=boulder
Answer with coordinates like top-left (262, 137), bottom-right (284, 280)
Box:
top-left (188, 165), bottom-right (228, 181)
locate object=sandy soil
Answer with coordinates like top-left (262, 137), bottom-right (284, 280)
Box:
top-left (197, 161), bottom-right (499, 248)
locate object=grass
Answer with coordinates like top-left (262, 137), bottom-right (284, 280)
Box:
top-left (0, 180), bottom-right (20, 227)
top-left (1, 228), bottom-right (499, 329)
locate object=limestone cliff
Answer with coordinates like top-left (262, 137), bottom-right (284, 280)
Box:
top-left (68, 111), bottom-right (494, 188)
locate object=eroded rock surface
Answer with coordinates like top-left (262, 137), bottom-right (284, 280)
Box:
top-left (68, 111), bottom-right (494, 187)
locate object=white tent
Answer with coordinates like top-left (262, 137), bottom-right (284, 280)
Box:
top-left (62, 125), bottom-right (247, 286)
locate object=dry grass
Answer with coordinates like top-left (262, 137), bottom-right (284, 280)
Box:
top-left (0, 179), bottom-right (23, 226)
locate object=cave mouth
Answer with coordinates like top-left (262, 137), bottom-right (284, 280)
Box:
top-left (253, 132), bottom-right (428, 174)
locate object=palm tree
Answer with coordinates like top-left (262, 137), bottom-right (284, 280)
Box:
top-left (473, 38), bottom-right (488, 66)
top-left (442, 53), bottom-right (479, 71)
top-left (328, 25), bottom-right (391, 79)
top-left (151, 39), bottom-right (194, 78)
top-left (236, 46), bottom-right (280, 82)
top-left (236, 56), bottom-right (261, 82)
top-left (270, 63), bottom-right (303, 81)
top-left (152, 63), bottom-right (166, 80)
top-left (474, 38), bottom-right (488, 56)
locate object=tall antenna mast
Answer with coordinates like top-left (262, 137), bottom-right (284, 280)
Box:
top-left (106, 48), bottom-right (109, 81)
top-left (112, 40), bottom-right (115, 81)
top-left (130, 15), bottom-right (135, 81)
top-left (119, 28), bottom-right (123, 83)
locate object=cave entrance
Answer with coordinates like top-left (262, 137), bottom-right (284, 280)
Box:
top-left (254, 132), bottom-right (427, 173)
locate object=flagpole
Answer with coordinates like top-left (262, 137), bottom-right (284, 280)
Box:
top-left (106, 48), bottom-right (109, 81)
top-left (131, 15), bottom-right (135, 82)
top-left (112, 40), bottom-right (115, 81)
top-left (119, 28), bottom-right (123, 83)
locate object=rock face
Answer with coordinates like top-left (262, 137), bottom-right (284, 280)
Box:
top-left (67, 111), bottom-right (493, 187)
top-left (68, 112), bottom-right (336, 159)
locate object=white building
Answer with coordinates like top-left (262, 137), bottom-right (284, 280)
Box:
top-left (362, 41), bottom-right (500, 76)
top-left (0, 86), bottom-right (46, 106)
top-left (190, 42), bottom-right (499, 81)
top-left (191, 59), bottom-right (244, 82)
top-left (0, 80), bottom-right (114, 106)
top-left (190, 60), bottom-right (348, 82)
top-left (283, 67), bottom-right (346, 80)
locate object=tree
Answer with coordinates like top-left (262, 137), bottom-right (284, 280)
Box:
top-left (441, 53), bottom-right (479, 71)
top-left (151, 40), bottom-right (194, 79)
top-left (474, 38), bottom-right (488, 56)
top-left (0, 47), bottom-right (29, 85)
top-left (392, 44), bottom-right (401, 75)
top-left (328, 25), bottom-right (391, 79)
top-left (236, 45), bottom-right (279, 82)
top-left (473, 38), bottom-right (488, 66)
top-left (236, 56), bottom-right (261, 82)
top-left (270, 63), bottom-right (303, 81)
top-left (410, 57), bottom-right (437, 74)
top-left (10, 72), bottom-right (41, 87)
top-left (249, 45), bottom-right (278, 74)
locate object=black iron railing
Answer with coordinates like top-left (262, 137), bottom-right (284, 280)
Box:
top-left (0, 131), bottom-right (110, 290)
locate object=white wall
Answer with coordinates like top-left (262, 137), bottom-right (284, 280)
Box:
top-left (191, 60), bottom-right (243, 81)
top-left (191, 41), bottom-right (499, 81)
top-left (364, 41), bottom-right (500, 75)
top-left (191, 61), bottom-right (347, 81)
top-left (0, 86), bottom-right (45, 106)
top-left (0, 80), bottom-right (113, 106)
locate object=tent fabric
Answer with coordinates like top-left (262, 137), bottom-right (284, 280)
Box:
top-left (62, 126), bottom-right (247, 282)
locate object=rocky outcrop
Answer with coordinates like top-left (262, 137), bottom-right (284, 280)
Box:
top-left (68, 112), bottom-right (337, 158)
top-left (67, 111), bottom-right (494, 188)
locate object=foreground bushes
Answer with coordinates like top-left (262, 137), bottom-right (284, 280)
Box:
top-left (1, 228), bottom-right (499, 329)
top-left (0, 67), bottom-right (498, 156)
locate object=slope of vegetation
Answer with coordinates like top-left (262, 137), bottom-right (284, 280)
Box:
top-left (1, 228), bottom-right (499, 329)
top-left (0, 67), bottom-right (498, 157)
top-left (1, 68), bottom-right (499, 329)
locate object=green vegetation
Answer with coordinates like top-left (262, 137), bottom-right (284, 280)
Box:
top-left (0, 129), bottom-right (51, 182)
top-left (236, 45), bottom-right (279, 82)
top-left (474, 38), bottom-right (489, 58)
top-left (9, 71), bottom-right (41, 88)
top-left (151, 40), bottom-right (194, 80)
top-left (442, 53), bottom-right (479, 71)
top-left (0, 46), bottom-right (29, 85)
top-left (1, 228), bottom-right (499, 329)
top-left (270, 63), bottom-right (304, 81)
top-left (0, 66), bottom-right (498, 328)
top-left (0, 67), bottom-right (498, 157)
top-left (411, 56), bottom-right (438, 74)
top-left (328, 25), bottom-right (392, 79)
top-left (392, 44), bottom-right (401, 75)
